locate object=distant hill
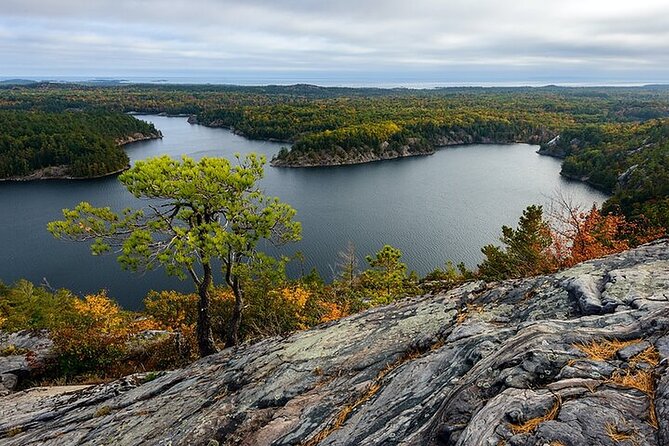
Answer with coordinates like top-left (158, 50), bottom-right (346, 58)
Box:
top-left (0, 79), bottom-right (37, 86)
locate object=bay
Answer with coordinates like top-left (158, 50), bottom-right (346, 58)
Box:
top-left (0, 115), bottom-right (608, 308)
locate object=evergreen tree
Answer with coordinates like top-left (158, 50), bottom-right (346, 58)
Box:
top-left (49, 154), bottom-right (301, 356)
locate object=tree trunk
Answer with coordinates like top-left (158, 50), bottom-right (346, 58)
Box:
top-left (225, 276), bottom-right (243, 347)
top-left (196, 263), bottom-right (218, 357)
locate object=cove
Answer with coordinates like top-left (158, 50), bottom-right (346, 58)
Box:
top-left (0, 115), bottom-right (609, 309)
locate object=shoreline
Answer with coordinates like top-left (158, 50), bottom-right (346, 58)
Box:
top-left (271, 140), bottom-right (538, 168)
top-left (270, 149), bottom-right (435, 168)
top-left (559, 171), bottom-right (611, 193)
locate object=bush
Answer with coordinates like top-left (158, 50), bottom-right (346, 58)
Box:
top-left (50, 292), bottom-right (149, 377)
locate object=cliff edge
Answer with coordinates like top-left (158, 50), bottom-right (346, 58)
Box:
top-left (1, 240), bottom-right (668, 446)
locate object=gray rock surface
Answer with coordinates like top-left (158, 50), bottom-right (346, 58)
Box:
top-left (0, 330), bottom-right (53, 394)
top-left (1, 240), bottom-right (668, 445)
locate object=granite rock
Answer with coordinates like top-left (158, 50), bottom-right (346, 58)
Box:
top-left (1, 240), bottom-right (668, 445)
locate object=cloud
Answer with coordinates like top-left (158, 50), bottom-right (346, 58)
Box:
top-left (1, 0), bottom-right (668, 84)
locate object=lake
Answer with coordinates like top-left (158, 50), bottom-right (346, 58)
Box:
top-left (0, 115), bottom-right (609, 308)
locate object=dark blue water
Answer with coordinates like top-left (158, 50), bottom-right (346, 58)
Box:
top-left (0, 115), bottom-right (609, 308)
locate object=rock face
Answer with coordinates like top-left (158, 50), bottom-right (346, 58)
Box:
top-left (1, 240), bottom-right (668, 445)
top-left (0, 331), bottom-right (53, 394)
top-left (270, 139), bottom-right (435, 168)
top-left (114, 131), bottom-right (163, 147)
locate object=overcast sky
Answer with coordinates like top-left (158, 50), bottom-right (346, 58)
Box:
top-left (2, 0), bottom-right (669, 85)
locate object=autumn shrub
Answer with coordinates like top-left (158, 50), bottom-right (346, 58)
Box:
top-left (552, 205), bottom-right (664, 268)
top-left (143, 289), bottom-right (229, 354)
top-left (478, 203), bottom-right (665, 282)
top-left (142, 259), bottom-right (360, 344)
top-left (49, 292), bottom-right (164, 378)
top-left (50, 292), bottom-right (130, 376)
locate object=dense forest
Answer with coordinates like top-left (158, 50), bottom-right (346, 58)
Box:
top-left (538, 119), bottom-right (669, 229)
top-left (0, 110), bottom-right (159, 179)
top-left (1, 83), bottom-right (669, 227)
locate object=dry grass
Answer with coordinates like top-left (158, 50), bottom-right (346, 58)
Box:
top-left (6, 427), bottom-right (23, 438)
top-left (549, 442), bottom-right (566, 446)
top-left (609, 369), bottom-right (655, 395)
top-left (509, 395), bottom-right (561, 435)
top-left (455, 303), bottom-right (484, 324)
top-left (629, 346), bottom-right (661, 367)
top-left (0, 344), bottom-right (29, 357)
top-left (301, 347), bottom-right (425, 446)
top-left (649, 400), bottom-right (659, 430)
top-left (94, 406), bottom-right (112, 418)
top-left (605, 422), bottom-right (638, 445)
top-left (609, 369), bottom-right (658, 429)
top-left (573, 339), bottom-right (641, 361)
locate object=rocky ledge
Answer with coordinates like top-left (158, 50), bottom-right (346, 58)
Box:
top-left (1, 240), bottom-right (669, 445)
top-left (270, 139), bottom-right (434, 168)
top-left (114, 131), bottom-right (163, 147)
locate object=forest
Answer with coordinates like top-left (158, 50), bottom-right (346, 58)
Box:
top-left (1, 82), bottom-right (668, 227)
top-left (0, 110), bottom-right (159, 178)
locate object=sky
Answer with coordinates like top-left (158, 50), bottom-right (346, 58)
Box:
top-left (1, 0), bottom-right (669, 86)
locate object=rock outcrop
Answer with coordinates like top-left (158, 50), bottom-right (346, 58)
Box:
top-left (1, 240), bottom-right (668, 445)
top-left (114, 131), bottom-right (163, 147)
top-left (0, 331), bottom-right (53, 394)
top-left (270, 138), bottom-right (435, 168)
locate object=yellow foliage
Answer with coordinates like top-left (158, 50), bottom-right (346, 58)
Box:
top-left (128, 317), bottom-right (161, 333)
top-left (51, 291), bottom-right (165, 377)
top-left (72, 292), bottom-right (126, 335)
top-left (144, 290), bottom-right (199, 330)
top-left (281, 286), bottom-right (310, 308)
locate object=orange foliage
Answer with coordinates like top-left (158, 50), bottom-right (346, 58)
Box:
top-left (319, 301), bottom-right (349, 323)
top-left (281, 286), bottom-right (310, 308)
top-left (566, 207), bottom-right (630, 266)
top-left (50, 292), bottom-right (132, 373)
top-left (51, 291), bottom-right (164, 377)
top-left (71, 293), bottom-right (127, 334)
top-left (552, 205), bottom-right (664, 268)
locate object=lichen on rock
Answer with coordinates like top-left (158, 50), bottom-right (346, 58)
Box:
top-left (1, 240), bottom-right (668, 445)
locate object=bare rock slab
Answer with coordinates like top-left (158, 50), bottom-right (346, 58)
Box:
top-left (1, 240), bottom-right (668, 445)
